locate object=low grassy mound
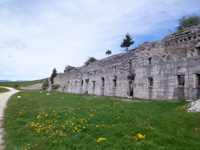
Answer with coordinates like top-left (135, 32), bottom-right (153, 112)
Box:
top-left (0, 87), bottom-right (10, 93)
top-left (3, 90), bottom-right (200, 150)
top-left (0, 79), bottom-right (46, 89)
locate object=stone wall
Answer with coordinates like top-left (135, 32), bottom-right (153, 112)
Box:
top-left (53, 27), bottom-right (200, 100)
top-left (20, 82), bottom-right (43, 90)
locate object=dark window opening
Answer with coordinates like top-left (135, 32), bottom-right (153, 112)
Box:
top-left (81, 80), bottom-right (83, 87)
top-left (85, 79), bottom-right (89, 83)
top-left (148, 57), bottom-right (152, 64)
top-left (113, 76), bottom-right (117, 87)
top-left (102, 77), bottom-right (105, 87)
top-left (148, 77), bottom-right (153, 87)
top-left (194, 36), bottom-right (196, 39)
top-left (92, 81), bottom-right (95, 88)
top-left (197, 74), bottom-right (200, 88)
top-left (178, 75), bottom-right (185, 86)
top-left (197, 47), bottom-right (200, 55)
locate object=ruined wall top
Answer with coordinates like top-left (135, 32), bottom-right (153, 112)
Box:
top-left (163, 26), bottom-right (200, 45)
top-left (62, 26), bottom-right (200, 76)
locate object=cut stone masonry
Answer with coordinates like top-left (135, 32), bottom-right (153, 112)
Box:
top-left (53, 27), bottom-right (200, 100)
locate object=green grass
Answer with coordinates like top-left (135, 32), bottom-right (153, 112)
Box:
top-left (3, 90), bottom-right (200, 150)
top-left (0, 87), bottom-right (10, 93)
top-left (0, 79), bottom-right (46, 89)
top-left (172, 25), bottom-right (200, 35)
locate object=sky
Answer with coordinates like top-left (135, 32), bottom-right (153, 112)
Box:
top-left (0, 0), bottom-right (200, 81)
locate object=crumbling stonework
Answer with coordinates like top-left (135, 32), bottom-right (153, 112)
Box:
top-left (20, 82), bottom-right (43, 90)
top-left (53, 27), bottom-right (200, 100)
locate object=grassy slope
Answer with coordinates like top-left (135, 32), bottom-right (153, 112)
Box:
top-left (172, 25), bottom-right (200, 35)
top-left (0, 87), bottom-right (10, 93)
top-left (3, 90), bottom-right (200, 150)
top-left (0, 79), bottom-right (46, 89)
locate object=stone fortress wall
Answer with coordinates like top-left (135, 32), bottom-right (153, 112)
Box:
top-left (53, 27), bottom-right (200, 100)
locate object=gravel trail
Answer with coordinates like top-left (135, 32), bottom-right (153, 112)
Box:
top-left (0, 86), bottom-right (20, 149)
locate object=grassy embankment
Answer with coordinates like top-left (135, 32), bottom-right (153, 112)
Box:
top-left (0, 79), bottom-right (46, 89)
top-left (0, 87), bottom-right (10, 93)
top-left (3, 89), bottom-right (200, 150)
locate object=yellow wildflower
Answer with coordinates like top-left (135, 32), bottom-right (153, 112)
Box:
top-left (137, 133), bottom-right (146, 139)
top-left (97, 137), bottom-right (106, 142)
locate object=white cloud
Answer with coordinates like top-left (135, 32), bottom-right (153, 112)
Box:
top-left (0, 0), bottom-right (199, 80)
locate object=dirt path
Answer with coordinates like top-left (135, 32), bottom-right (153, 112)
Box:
top-left (0, 86), bottom-right (20, 149)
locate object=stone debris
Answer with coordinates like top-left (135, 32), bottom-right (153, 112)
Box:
top-left (186, 100), bottom-right (194, 102)
top-left (47, 93), bottom-right (50, 95)
top-left (122, 99), bottom-right (132, 102)
top-left (126, 96), bottom-right (132, 99)
top-left (187, 99), bottom-right (200, 112)
top-left (17, 96), bottom-right (21, 98)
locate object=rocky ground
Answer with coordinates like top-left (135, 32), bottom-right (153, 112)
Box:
top-left (187, 99), bottom-right (200, 112)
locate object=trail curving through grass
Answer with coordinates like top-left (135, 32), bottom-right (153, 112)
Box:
top-left (0, 86), bottom-right (20, 149)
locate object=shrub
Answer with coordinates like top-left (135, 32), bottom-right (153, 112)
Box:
top-left (84, 57), bottom-right (98, 66)
top-left (52, 84), bottom-right (60, 90)
top-left (176, 15), bottom-right (200, 31)
top-left (42, 80), bottom-right (49, 90)
top-left (14, 84), bottom-right (18, 88)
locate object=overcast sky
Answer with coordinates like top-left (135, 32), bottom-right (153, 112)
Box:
top-left (0, 0), bottom-right (200, 81)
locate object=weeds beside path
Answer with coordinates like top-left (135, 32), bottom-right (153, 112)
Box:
top-left (0, 87), bottom-right (10, 94)
top-left (3, 90), bottom-right (200, 150)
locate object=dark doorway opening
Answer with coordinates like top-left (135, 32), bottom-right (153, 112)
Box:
top-left (129, 80), bottom-right (134, 96)
top-left (177, 75), bottom-right (185, 86)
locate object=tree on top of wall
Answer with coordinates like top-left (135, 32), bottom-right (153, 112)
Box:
top-left (84, 57), bottom-right (98, 66)
top-left (176, 15), bottom-right (200, 31)
top-left (106, 50), bottom-right (112, 55)
top-left (50, 68), bottom-right (57, 84)
top-left (121, 33), bottom-right (135, 52)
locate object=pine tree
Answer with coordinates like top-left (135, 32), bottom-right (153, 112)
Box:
top-left (50, 68), bottom-right (57, 84)
top-left (106, 50), bottom-right (112, 55)
top-left (121, 34), bottom-right (134, 52)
